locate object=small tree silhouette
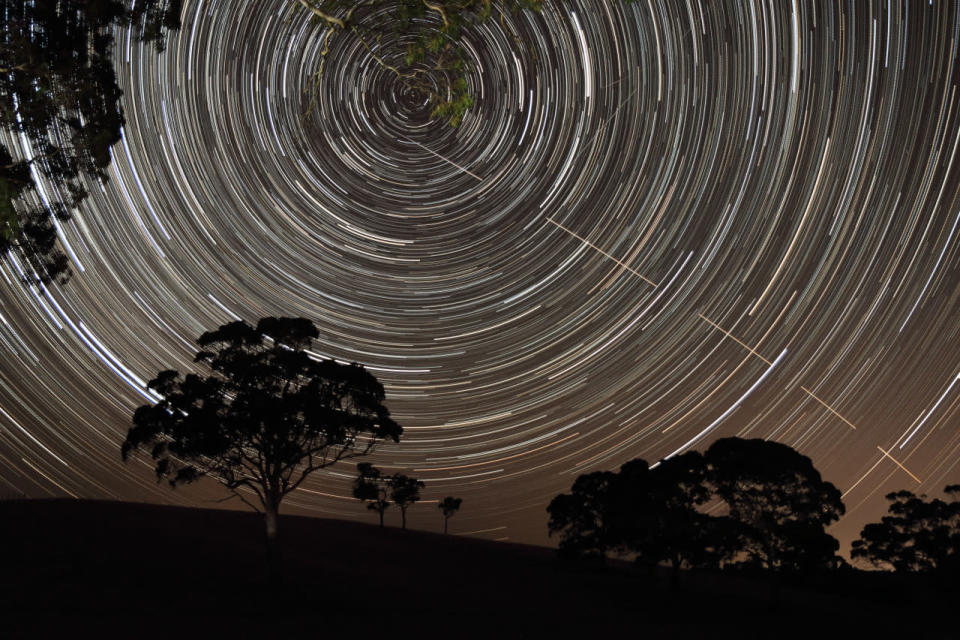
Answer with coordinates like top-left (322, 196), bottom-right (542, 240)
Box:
top-left (438, 497), bottom-right (462, 534)
top-left (354, 462), bottom-right (390, 527)
top-left (390, 474), bottom-right (424, 529)
top-left (851, 485), bottom-right (960, 572)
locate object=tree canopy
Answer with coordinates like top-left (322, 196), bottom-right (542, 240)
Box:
top-left (354, 461), bottom-right (392, 526)
top-left (438, 496), bottom-right (462, 534)
top-left (295, 0), bottom-right (542, 126)
top-left (548, 437), bottom-right (846, 576)
top-left (851, 485), bottom-right (960, 573)
top-left (704, 437), bottom-right (845, 572)
top-left (390, 473), bottom-right (424, 529)
top-left (0, 0), bottom-right (180, 284)
top-left (122, 316), bottom-right (402, 574)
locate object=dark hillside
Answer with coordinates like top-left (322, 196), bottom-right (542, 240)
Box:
top-left (0, 500), bottom-right (950, 638)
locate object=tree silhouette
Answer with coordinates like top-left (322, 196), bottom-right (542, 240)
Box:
top-left (354, 462), bottom-right (391, 527)
top-left (390, 473), bottom-right (424, 530)
top-left (121, 317), bottom-right (402, 578)
top-left (548, 437), bottom-right (845, 585)
top-left (438, 496), bottom-right (462, 534)
top-left (548, 453), bottom-right (729, 581)
top-left (624, 453), bottom-right (736, 583)
top-left (704, 437), bottom-right (845, 573)
top-left (0, 0), bottom-right (180, 284)
top-left (547, 469), bottom-right (620, 560)
top-left (851, 485), bottom-right (960, 572)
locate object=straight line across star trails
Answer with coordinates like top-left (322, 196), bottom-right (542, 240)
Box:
top-left (400, 136), bottom-right (483, 181)
top-left (696, 314), bottom-right (864, 431)
top-left (876, 446), bottom-right (922, 484)
top-left (545, 217), bottom-right (659, 287)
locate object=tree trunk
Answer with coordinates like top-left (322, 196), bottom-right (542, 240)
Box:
top-left (378, 509), bottom-right (384, 527)
top-left (443, 516), bottom-right (448, 535)
top-left (264, 504), bottom-right (280, 584)
top-left (769, 571), bottom-right (782, 609)
top-left (401, 507), bottom-right (407, 529)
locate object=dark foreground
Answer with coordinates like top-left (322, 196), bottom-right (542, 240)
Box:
top-left (0, 500), bottom-right (952, 638)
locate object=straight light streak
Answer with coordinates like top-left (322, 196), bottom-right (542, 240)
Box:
top-left (697, 313), bottom-right (772, 365)
top-left (400, 136), bottom-right (483, 181)
top-left (876, 446), bottom-right (922, 484)
top-left (800, 386), bottom-right (858, 431)
top-left (546, 218), bottom-right (658, 286)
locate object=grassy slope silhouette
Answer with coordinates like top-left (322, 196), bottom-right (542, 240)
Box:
top-left (0, 500), bottom-right (950, 638)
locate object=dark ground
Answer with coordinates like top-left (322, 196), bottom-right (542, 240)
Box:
top-left (0, 499), bottom-right (953, 638)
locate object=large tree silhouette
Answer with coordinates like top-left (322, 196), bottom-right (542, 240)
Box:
top-left (0, 0), bottom-right (180, 284)
top-left (704, 437), bottom-right (845, 572)
top-left (851, 485), bottom-right (960, 573)
top-left (627, 453), bottom-right (737, 581)
top-left (122, 316), bottom-right (402, 577)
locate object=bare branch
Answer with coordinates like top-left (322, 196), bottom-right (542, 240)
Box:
top-left (423, 0), bottom-right (450, 29)
top-left (297, 0), bottom-right (346, 29)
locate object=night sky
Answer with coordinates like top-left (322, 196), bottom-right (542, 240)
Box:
top-left (1, 0), bottom-right (959, 552)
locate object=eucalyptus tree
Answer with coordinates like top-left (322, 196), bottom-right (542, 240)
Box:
top-left (122, 316), bottom-right (403, 578)
top-left (852, 485), bottom-right (960, 573)
top-left (354, 462), bottom-right (392, 526)
top-left (438, 496), bottom-right (462, 534)
top-left (390, 473), bottom-right (424, 529)
top-left (294, 0), bottom-right (542, 126)
top-left (704, 438), bottom-right (846, 573)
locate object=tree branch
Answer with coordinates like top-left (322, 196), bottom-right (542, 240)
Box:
top-left (298, 0), bottom-right (346, 29)
top-left (423, 0), bottom-right (450, 29)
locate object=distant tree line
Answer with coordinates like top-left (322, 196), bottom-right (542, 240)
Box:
top-left (122, 318), bottom-right (958, 589)
top-left (852, 484), bottom-right (959, 575)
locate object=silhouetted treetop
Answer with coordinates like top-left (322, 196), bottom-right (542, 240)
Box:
top-left (354, 462), bottom-right (391, 527)
top-left (548, 437), bottom-right (846, 576)
top-left (547, 468), bottom-right (620, 560)
top-left (852, 485), bottom-right (960, 573)
top-left (704, 437), bottom-right (845, 572)
top-left (438, 496), bottom-right (462, 534)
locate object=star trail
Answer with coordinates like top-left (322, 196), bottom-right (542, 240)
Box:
top-left (1, 0), bottom-right (959, 551)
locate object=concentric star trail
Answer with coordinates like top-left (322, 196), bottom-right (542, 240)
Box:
top-left (0, 1), bottom-right (958, 551)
